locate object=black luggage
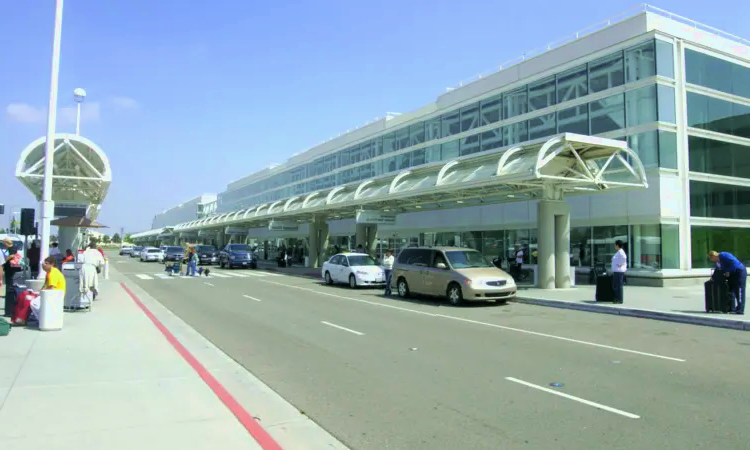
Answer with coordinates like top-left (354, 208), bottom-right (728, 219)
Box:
top-left (704, 272), bottom-right (733, 313)
top-left (595, 274), bottom-right (614, 302)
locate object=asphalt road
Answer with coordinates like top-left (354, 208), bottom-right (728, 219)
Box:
top-left (113, 255), bottom-right (750, 450)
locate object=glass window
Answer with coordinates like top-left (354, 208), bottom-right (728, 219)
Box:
top-left (592, 225), bottom-right (628, 266)
top-left (691, 226), bottom-right (750, 268)
top-left (660, 224), bottom-right (679, 269)
top-left (624, 40), bottom-right (656, 84)
top-left (382, 132), bottom-right (396, 154)
top-left (360, 140), bottom-right (372, 161)
top-left (409, 123), bottom-right (425, 146)
top-left (411, 148), bottom-right (426, 166)
top-left (441, 141), bottom-right (459, 160)
top-left (625, 85), bottom-right (657, 128)
top-left (685, 48), bottom-right (750, 99)
top-left (425, 144), bottom-right (441, 163)
top-left (570, 227), bottom-right (592, 267)
top-left (657, 85), bottom-right (676, 123)
top-left (658, 131), bottom-right (678, 170)
top-left (688, 135), bottom-right (750, 178)
top-left (628, 130), bottom-right (658, 169)
top-left (442, 111), bottom-right (460, 137)
top-left (395, 128), bottom-right (410, 150)
top-left (690, 180), bottom-right (750, 220)
top-left (384, 156), bottom-right (397, 173)
top-left (557, 104), bottom-right (589, 135)
top-left (505, 230), bottom-right (531, 264)
top-left (687, 92), bottom-right (750, 140)
top-left (349, 145), bottom-right (361, 164)
top-left (557, 64), bottom-right (588, 103)
top-left (460, 103), bottom-right (480, 133)
top-left (590, 93), bottom-right (625, 134)
top-left (529, 113), bottom-right (556, 140)
top-left (589, 51), bottom-right (625, 93)
top-left (480, 95), bottom-right (502, 126)
top-left (360, 162), bottom-right (374, 180)
top-left (503, 87), bottom-right (528, 119)
top-left (630, 224), bottom-right (661, 270)
top-left (398, 152), bottom-right (411, 170)
top-left (655, 39), bottom-right (674, 79)
top-left (459, 134), bottom-right (480, 156)
top-left (373, 137), bottom-right (383, 157)
top-left (504, 121), bottom-right (528, 146)
top-left (481, 127), bottom-right (504, 152)
top-left (528, 76), bottom-right (555, 111)
top-left (425, 118), bottom-right (441, 141)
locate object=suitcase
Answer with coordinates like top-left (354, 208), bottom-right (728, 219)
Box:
top-left (12, 290), bottom-right (37, 326)
top-left (595, 274), bottom-right (615, 302)
top-left (704, 276), bottom-right (733, 313)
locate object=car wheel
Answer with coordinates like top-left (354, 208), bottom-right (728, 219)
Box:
top-left (447, 283), bottom-right (463, 306)
top-left (349, 274), bottom-right (357, 289)
top-left (324, 271), bottom-right (333, 285)
top-left (397, 278), bottom-right (410, 298)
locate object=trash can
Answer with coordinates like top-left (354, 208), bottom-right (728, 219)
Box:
top-left (39, 289), bottom-right (64, 331)
top-left (61, 263), bottom-right (91, 311)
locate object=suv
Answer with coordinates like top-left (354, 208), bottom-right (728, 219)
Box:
top-left (195, 245), bottom-right (219, 265)
top-left (392, 247), bottom-right (516, 305)
top-left (218, 243), bottom-right (257, 269)
top-left (119, 245), bottom-right (134, 256)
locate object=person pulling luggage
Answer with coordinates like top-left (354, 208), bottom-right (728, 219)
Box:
top-left (709, 251), bottom-right (746, 315)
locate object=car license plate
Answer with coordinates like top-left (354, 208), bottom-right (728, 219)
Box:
top-left (242, 262), bottom-right (248, 265)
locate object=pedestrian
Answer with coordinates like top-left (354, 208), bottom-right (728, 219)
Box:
top-left (356, 244), bottom-right (364, 254)
top-left (709, 250), bottom-right (746, 315)
top-left (611, 239), bottom-right (627, 304)
top-left (80, 242), bottom-right (105, 302)
top-left (41, 255), bottom-right (66, 291)
top-left (27, 241), bottom-right (40, 278)
top-left (382, 249), bottom-right (394, 296)
top-left (2, 238), bottom-right (17, 317)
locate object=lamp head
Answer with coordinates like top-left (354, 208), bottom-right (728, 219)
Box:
top-left (73, 88), bottom-right (87, 103)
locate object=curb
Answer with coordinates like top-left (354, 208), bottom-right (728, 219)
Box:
top-left (515, 297), bottom-right (750, 331)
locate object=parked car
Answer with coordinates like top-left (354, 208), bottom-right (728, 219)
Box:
top-left (218, 243), bottom-right (257, 269)
top-left (119, 244), bottom-right (134, 256)
top-left (195, 245), bottom-right (218, 265)
top-left (140, 247), bottom-right (161, 262)
top-left (322, 253), bottom-right (385, 288)
top-left (130, 246), bottom-right (143, 258)
top-left (392, 247), bottom-right (516, 305)
top-left (162, 246), bottom-right (185, 262)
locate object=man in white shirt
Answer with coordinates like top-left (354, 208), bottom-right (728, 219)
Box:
top-left (611, 240), bottom-right (627, 304)
top-left (382, 249), bottom-right (395, 296)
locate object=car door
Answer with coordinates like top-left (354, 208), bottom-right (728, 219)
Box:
top-left (405, 249), bottom-right (431, 294)
top-left (325, 255), bottom-right (341, 282)
top-left (335, 256), bottom-right (350, 283)
top-left (423, 251), bottom-right (452, 296)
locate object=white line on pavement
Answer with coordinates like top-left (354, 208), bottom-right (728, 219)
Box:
top-left (224, 272), bottom-right (249, 278)
top-left (154, 274), bottom-right (172, 279)
top-left (505, 377), bottom-right (640, 419)
top-left (242, 294), bottom-right (262, 302)
top-left (204, 282), bottom-right (215, 287)
top-left (256, 279), bottom-right (685, 363)
top-left (321, 321), bottom-right (364, 336)
top-left (243, 271), bottom-right (269, 277)
top-left (135, 274), bottom-right (153, 280)
top-left (207, 273), bottom-right (231, 278)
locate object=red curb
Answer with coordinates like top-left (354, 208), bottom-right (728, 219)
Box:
top-left (120, 282), bottom-right (284, 450)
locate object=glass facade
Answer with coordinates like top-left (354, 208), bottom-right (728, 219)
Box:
top-left (688, 136), bottom-right (750, 178)
top-left (217, 39), bottom-right (671, 213)
top-left (691, 226), bottom-right (750, 268)
top-left (685, 48), bottom-right (750, 99)
top-left (686, 92), bottom-right (750, 140)
top-left (689, 181), bottom-right (750, 220)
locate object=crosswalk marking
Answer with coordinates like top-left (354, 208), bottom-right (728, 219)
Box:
top-left (207, 272), bottom-right (231, 278)
top-left (243, 271), bottom-right (269, 277)
top-left (154, 274), bottom-right (172, 279)
top-left (135, 274), bottom-right (153, 280)
top-left (132, 269), bottom-right (284, 282)
top-left (224, 272), bottom-right (248, 278)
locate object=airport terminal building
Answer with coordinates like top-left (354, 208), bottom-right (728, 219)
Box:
top-left (133, 7), bottom-right (750, 285)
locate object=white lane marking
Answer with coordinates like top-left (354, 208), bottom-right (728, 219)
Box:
top-left (321, 321), bottom-right (364, 336)
top-left (257, 279), bottom-right (685, 363)
top-left (154, 274), bottom-right (172, 279)
top-left (224, 272), bottom-right (249, 278)
top-left (243, 294), bottom-right (262, 302)
top-left (207, 272), bottom-right (231, 278)
top-left (505, 377), bottom-right (640, 419)
top-left (135, 274), bottom-right (153, 280)
top-left (243, 271), bottom-right (268, 277)
top-left (204, 282), bottom-right (215, 287)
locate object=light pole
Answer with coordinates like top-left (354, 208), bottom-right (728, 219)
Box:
top-left (38, 0), bottom-right (65, 278)
top-left (73, 87), bottom-right (86, 135)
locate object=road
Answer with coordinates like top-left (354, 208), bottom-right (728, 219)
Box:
top-left (113, 255), bottom-right (750, 450)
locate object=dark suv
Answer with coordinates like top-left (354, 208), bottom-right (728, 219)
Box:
top-left (195, 245), bottom-right (218, 265)
top-left (163, 246), bottom-right (184, 262)
top-left (218, 243), bottom-right (257, 269)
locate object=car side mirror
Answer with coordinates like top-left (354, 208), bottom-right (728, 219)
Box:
top-left (436, 262), bottom-right (447, 270)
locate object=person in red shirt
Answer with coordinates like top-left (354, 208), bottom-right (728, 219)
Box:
top-left (62, 249), bottom-right (74, 264)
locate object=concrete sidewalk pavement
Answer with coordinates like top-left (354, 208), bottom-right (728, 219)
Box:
top-left (0, 266), bottom-right (347, 449)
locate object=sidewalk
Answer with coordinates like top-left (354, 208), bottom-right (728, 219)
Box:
top-left (516, 284), bottom-right (750, 331)
top-left (0, 267), bottom-right (347, 449)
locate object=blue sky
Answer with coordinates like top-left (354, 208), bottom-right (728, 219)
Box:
top-left (1, 0), bottom-right (747, 234)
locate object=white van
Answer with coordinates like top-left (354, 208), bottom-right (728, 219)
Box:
top-left (119, 244), bottom-right (134, 256)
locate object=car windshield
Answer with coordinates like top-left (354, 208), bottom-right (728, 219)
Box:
top-left (444, 250), bottom-right (491, 268)
top-left (347, 255), bottom-right (378, 266)
top-left (228, 244), bottom-right (248, 252)
top-left (147, 249), bottom-right (160, 253)
top-left (196, 246), bottom-right (216, 253)
top-left (167, 247), bottom-right (183, 253)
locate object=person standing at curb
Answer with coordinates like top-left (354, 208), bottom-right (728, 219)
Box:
top-left (709, 250), bottom-right (746, 315)
top-left (611, 240), bottom-right (627, 304)
top-left (382, 249), bottom-right (394, 296)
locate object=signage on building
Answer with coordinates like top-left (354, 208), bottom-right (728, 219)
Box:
top-left (224, 226), bottom-right (248, 235)
top-left (54, 203), bottom-right (87, 218)
top-left (356, 210), bottom-right (396, 225)
top-left (197, 230), bottom-right (212, 237)
top-left (268, 220), bottom-right (299, 232)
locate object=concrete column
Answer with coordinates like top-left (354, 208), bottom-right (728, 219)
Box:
top-left (355, 224), bottom-right (378, 255)
top-left (308, 216), bottom-right (329, 268)
top-left (537, 200), bottom-right (556, 289)
top-left (58, 227), bottom-right (81, 252)
top-left (554, 206), bottom-right (571, 288)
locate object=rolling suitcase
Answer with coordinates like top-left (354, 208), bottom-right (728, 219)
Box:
top-left (704, 273), bottom-right (733, 313)
top-left (595, 274), bottom-right (615, 302)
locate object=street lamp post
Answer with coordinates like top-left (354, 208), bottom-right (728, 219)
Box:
top-left (38, 0), bottom-right (65, 278)
top-left (73, 87), bottom-right (86, 135)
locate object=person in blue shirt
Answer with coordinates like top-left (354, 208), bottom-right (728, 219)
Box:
top-left (709, 251), bottom-right (746, 315)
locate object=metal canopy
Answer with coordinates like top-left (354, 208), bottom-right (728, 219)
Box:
top-left (149, 133), bottom-right (646, 237)
top-left (16, 134), bottom-right (112, 209)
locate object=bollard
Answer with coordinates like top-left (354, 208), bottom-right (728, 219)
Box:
top-left (39, 289), bottom-right (64, 331)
